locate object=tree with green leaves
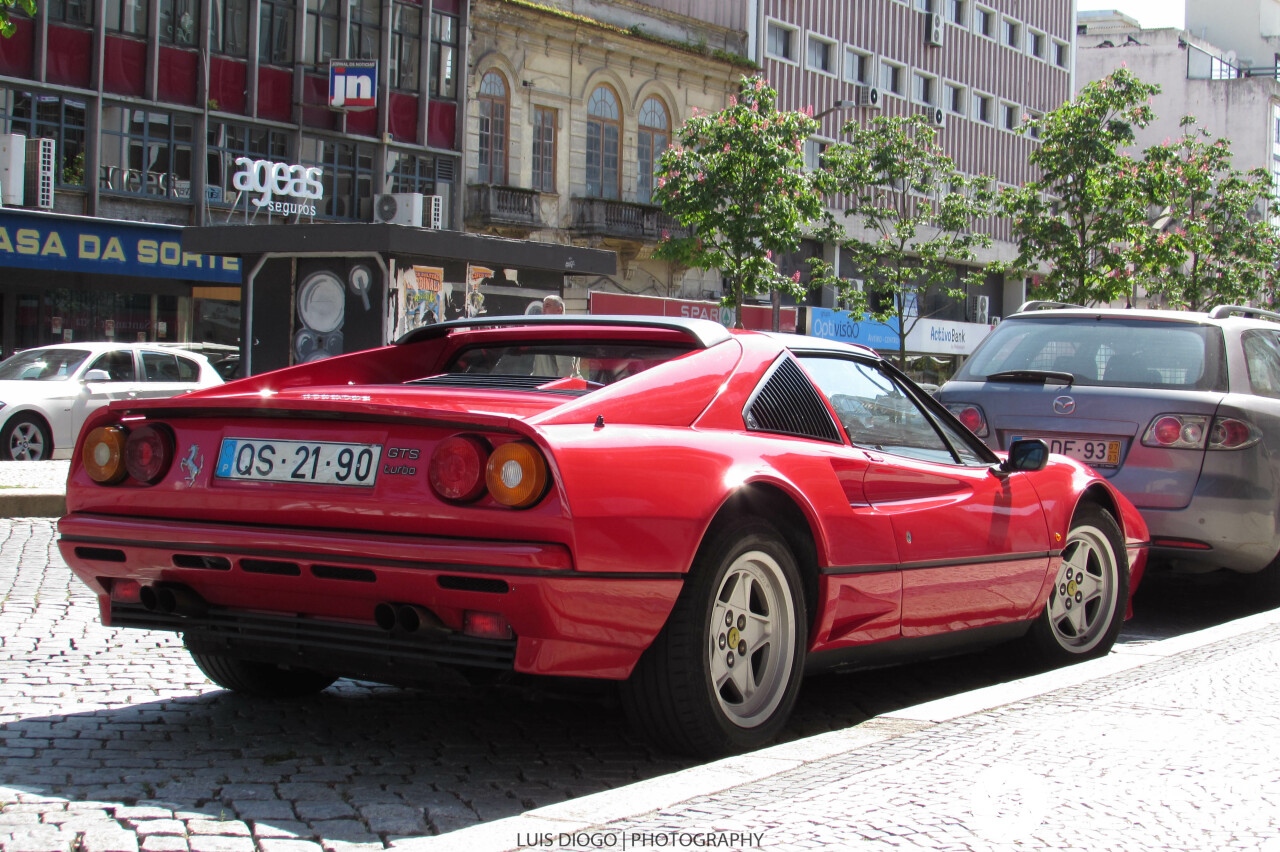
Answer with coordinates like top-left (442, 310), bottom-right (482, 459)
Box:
top-left (1003, 68), bottom-right (1159, 305)
top-left (810, 113), bottom-right (999, 369)
top-left (0, 0), bottom-right (35, 38)
top-left (653, 75), bottom-right (822, 328)
top-left (1134, 116), bottom-right (1279, 310)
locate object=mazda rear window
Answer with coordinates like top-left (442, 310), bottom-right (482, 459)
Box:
top-left (955, 317), bottom-right (1227, 391)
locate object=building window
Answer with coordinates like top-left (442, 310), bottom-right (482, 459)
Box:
top-left (1002, 18), bottom-right (1021, 49)
top-left (945, 83), bottom-right (966, 115)
top-left (585, 85), bottom-right (620, 200)
top-left (105, 0), bottom-right (148, 36)
top-left (348, 0), bottom-right (381, 60)
top-left (1025, 111), bottom-right (1043, 139)
top-left (386, 151), bottom-right (453, 227)
top-left (100, 106), bottom-right (195, 200)
top-left (973, 6), bottom-right (994, 38)
top-left (477, 71), bottom-right (508, 186)
top-left (390, 2), bottom-right (421, 92)
top-left (532, 106), bottom-right (556, 193)
top-left (914, 0), bottom-right (934, 10)
top-left (211, 0), bottom-right (248, 57)
top-left (845, 48), bottom-right (873, 84)
top-left (1001, 101), bottom-right (1019, 130)
top-left (429, 11), bottom-right (458, 99)
top-left (880, 61), bottom-right (904, 96)
top-left (947, 0), bottom-right (966, 25)
top-left (0, 89), bottom-right (88, 189)
top-left (301, 135), bottom-right (374, 221)
top-left (1054, 40), bottom-right (1070, 68)
top-left (807, 35), bottom-right (835, 74)
top-left (972, 92), bottom-right (992, 123)
top-left (258, 0), bottom-right (294, 65)
top-left (160, 0), bottom-right (197, 46)
top-left (803, 138), bottom-right (828, 171)
top-left (206, 120), bottom-right (289, 204)
top-left (304, 0), bottom-right (339, 65)
top-left (766, 21), bottom-right (796, 61)
top-left (912, 72), bottom-right (936, 106)
top-left (637, 97), bottom-right (669, 204)
top-left (48, 1), bottom-right (94, 25)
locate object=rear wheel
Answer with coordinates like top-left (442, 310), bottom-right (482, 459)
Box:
top-left (1026, 504), bottom-right (1128, 664)
top-left (3, 414), bottom-right (51, 461)
top-left (188, 649), bottom-right (336, 697)
top-left (623, 517), bottom-right (807, 757)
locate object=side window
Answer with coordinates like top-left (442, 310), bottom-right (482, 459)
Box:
top-left (1243, 330), bottom-right (1280, 399)
top-left (799, 356), bottom-right (961, 464)
top-left (175, 356), bottom-right (201, 382)
top-left (87, 351), bottom-right (137, 381)
top-left (141, 352), bottom-right (183, 382)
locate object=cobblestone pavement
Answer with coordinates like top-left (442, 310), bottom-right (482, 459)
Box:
top-left (1, 516), bottom-right (1275, 852)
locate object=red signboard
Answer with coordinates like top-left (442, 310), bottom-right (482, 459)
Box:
top-left (588, 292), bottom-right (796, 333)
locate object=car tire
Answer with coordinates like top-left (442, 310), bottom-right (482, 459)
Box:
top-left (2, 414), bottom-right (52, 461)
top-left (188, 649), bottom-right (336, 697)
top-left (1026, 503), bottom-right (1129, 664)
top-left (622, 517), bottom-right (807, 758)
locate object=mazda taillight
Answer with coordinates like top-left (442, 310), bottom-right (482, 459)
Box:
top-left (945, 403), bottom-right (988, 437)
top-left (1142, 414), bottom-right (1258, 451)
top-left (1208, 417), bottom-right (1260, 450)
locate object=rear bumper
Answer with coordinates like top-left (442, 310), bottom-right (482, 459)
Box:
top-left (58, 513), bottom-right (683, 680)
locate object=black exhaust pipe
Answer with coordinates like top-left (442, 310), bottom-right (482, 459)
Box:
top-left (140, 583), bottom-right (206, 617)
top-left (374, 602), bottom-right (449, 635)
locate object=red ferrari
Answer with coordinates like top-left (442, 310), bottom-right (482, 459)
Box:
top-left (58, 316), bottom-right (1148, 756)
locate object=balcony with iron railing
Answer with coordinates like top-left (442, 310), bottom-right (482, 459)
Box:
top-left (569, 196), bottom-right (692, 243)
top-left (1184, 40), bottom-right (1280, 81)
top-left (465, 184), bottom-right (542, 232)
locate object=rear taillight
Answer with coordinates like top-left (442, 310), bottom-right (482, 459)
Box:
top-left (124, 424), bottom-right (175, 484)
top-left (1143, 414), bottom-right (1258, 451)
top-left (83, 426), bottom-right (128, 484)
top-left (945, 403), bottom-right (988, 437)
top-left (428, 434), bottom-right (490, 502)
top-left (486, 442), bottom-right (550, 508)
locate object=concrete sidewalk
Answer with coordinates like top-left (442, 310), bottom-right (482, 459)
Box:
top-left (0, 460), bottom-right (68, 517)
top-left (392, 607), bottom-right (1280, 852)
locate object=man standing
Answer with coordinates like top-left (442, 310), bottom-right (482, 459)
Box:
top-left (542, 294), bottom-right (565, 314)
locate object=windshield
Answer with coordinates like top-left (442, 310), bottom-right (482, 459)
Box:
top-left (0, 348), bottom-right (91, 381)
top-left (954, 317), bottom-right (1227, 391)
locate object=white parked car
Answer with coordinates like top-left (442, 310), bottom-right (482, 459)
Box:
top-left (0, 342), bottom-right (224, 461)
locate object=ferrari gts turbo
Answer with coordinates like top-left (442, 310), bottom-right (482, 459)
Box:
top-left (58, 316), bottom-right (1148, 756)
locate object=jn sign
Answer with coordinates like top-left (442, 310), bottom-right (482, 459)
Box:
top-left (330, 60), bottom-right (377, 110)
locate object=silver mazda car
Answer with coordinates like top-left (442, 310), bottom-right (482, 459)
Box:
top-left (936, 303), bottom-right (1280, 580)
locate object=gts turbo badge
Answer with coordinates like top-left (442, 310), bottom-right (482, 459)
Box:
top-left (384, 446), bottom-right (419, 475)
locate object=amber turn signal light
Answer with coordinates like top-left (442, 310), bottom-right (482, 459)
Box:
top-left (83, 426), bottom-right (128, 484)
top-left (485, 441), bottom-right (549, 508)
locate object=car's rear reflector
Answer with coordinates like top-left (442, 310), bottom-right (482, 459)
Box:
top-left (463, 610), bottom-right (513, 640)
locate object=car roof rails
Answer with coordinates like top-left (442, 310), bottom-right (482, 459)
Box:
top-left (1017, 300), bottom-right (1084, 313)
top-left (1206, 305), bottom-right (1280, 323)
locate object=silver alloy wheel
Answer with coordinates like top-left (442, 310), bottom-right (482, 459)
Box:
top-left (707, 549), bottom-right (798, 728)
top-left (1047, 523), bottom-right (1118, 654)
top-left (8, 420), bottom-right (46, 461)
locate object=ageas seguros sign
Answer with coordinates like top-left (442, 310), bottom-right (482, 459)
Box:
top-left (232, 158), bottom-right (323, 217)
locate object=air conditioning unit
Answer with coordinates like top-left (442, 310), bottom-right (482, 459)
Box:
top-left (373, 192), bottom-right (424, 226)
top-left (25, 137), bottom-right (55, 209)
top-left (426, 194), bottom-right (443, 229)
top-left (968, 294), bottom-right (990, 324)
top-left (929, 106), bottom-right (946, 127)
top-left (926, 12), bottom-right (945, 47)
top-left (855, 85), bottom-right (881, 109)
top-left (0, 133), bottom-right (26, 207)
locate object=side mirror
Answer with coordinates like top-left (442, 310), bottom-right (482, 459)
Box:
top-left (998, 439), bottom-right (1049, 475)
top-left (83, 369), bottom-right (111, 382)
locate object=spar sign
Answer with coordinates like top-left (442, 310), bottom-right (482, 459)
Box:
top-left (330, 59), bottom-right (377, 110)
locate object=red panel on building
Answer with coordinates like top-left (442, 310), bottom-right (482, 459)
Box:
top-left (45, 25), bottom-right (91, 87)
top-left (588, 291), bottom-right (796, 333)
top-left (301, 75), bottom-right (337, 130)
top-left (257, 67), bottom-right (292, 122)
top-left (208, 57), bottom-right (247, 115)
top-left (103, 37), bottom-right (147, 97)
top-left (345, 105), bottom-right (377, 136)
top-left (157, 47), bottom-right (199, 106)
top-left (0, 18), bottom-right (34, 77)
top-left (427, 100), bottom-right (456, 150)
top-left (432, 0), bottom-right (459, 13)
top-left (387, 93), bottom-right (420, 144)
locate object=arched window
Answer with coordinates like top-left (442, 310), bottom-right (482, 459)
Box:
top-left (586, 85), bottom-right (620, 199)
top-left (637, 97), bottom-right (669, 204)
top-left (477, 70), bottom-right (508, 185)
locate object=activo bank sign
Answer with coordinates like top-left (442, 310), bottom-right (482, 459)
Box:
top-left (232, 158), bottom-right (323, 217)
